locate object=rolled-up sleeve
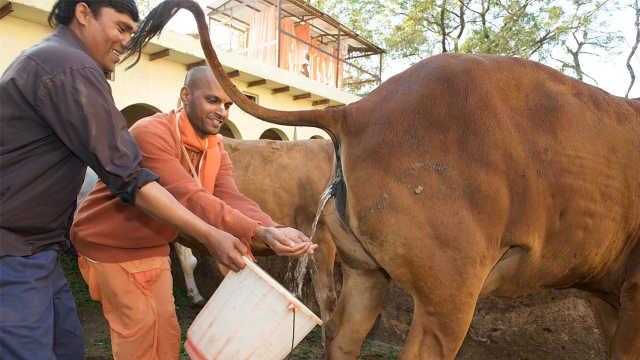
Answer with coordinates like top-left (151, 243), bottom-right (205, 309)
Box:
top-left (35, 66), bottom-right (157, 204)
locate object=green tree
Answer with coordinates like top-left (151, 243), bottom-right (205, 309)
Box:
top-left (625, 0), bottom-right (640, 97)
top-left (312, 0), bottom-right (624, 84)
top-left (384, 0), bottom-right (468, 61)
top-left (461, 0), bottom-right (568, 60)
top-left (381, 0), bottom-right (574, 61)
top-left (551, 0), bottom-right (624, 82)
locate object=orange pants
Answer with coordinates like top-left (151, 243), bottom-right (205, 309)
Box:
top-left (78, 256), bottom-right (180, 360)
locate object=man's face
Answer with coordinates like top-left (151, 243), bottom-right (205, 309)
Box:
top-left (182, 78), bottom-right (233, 138)
top-left (80, 7), bottom-right (136, 72)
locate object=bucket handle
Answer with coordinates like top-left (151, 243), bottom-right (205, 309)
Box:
top-left (286, 303), bottom-right (296, 359)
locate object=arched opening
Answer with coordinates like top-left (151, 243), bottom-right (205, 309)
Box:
top-left (259, 128), bottom-right (289, 141)
top-left (310, 135), bottom-right (324, 140)
top-left (219, 120), bottom-right (242, 139)
top-left (120, 103), bottom-right (161, 128)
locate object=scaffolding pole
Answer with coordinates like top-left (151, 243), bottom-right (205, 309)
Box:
top-left (276, 0), bottom-right (281, 68)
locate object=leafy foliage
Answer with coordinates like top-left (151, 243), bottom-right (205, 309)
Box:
top-left (309, 0), bottom-right (628, 83)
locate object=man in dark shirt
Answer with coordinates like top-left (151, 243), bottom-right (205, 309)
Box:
top-left (0, 0), bottom-right (312, 358)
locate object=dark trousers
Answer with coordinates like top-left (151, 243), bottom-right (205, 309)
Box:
top-left (0, 250), bottom-right (84, 359)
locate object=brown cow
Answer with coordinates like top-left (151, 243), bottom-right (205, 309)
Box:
top-left (129, 2), bottom-right (640, 359)
top-left (174, 138), bottom-right (338, 326)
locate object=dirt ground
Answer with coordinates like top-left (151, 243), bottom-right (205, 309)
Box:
top-left (373, 284), bottom-right (606, 359)
top-left (366, 281), bottom-right (606, 359)
top-left (458, 291), bottom-right (605, 360)
top-left (64, 253), bottom-right (607, 360)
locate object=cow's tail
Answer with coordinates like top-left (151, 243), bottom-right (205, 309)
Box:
top-left (125, 0), bottom-right (342, 142)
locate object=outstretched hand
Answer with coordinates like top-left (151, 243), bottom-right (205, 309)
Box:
top-left (255, 226), bottom-right (317, 257)
top-left (202, 227), bottom-right (247, 272)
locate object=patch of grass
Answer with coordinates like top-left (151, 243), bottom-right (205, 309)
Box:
top-left (174, 285), bottom-right (194, 358)
top-left (91, 336), bottom-right (111, 349)
top-left (89, 345), bottom-right (112, 359)
top-left (173, 284), bottom-right (193, 308)
top-left (291, 327), bottom-right (324, 359)
top-left (360, 339), bottom-right (401, 359)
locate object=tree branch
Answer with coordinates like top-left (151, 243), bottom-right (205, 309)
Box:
top-left (440, 0), bottom-right (448, 52)
top-left (626, 0), bottom-right (640, 98)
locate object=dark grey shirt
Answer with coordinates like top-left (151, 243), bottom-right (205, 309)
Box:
top-left (0, 26), bottom-right (158, 256)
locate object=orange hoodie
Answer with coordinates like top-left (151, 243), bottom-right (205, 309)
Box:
top-left (71, 111), bottom-right (275, 262)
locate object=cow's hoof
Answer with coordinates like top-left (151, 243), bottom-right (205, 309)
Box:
top-left (192, 298), bottom-right (206, 308)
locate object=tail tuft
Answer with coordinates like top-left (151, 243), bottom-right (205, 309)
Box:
top-left (124, 0), bottom-right (183, 69)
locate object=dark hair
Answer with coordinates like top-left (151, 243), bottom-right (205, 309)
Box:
top-left (48, 0), bottom-right (140, 27)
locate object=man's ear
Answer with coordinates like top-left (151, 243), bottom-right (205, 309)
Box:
top-left (180, 87), bottom-right (190, 105)
top-left (74, 2), bottom-right (93, 27)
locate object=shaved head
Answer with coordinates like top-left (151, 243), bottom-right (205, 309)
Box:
top-left (180, 65), bottom-right (233, 138)
top-left (184, 66), bottom-right (218, 92)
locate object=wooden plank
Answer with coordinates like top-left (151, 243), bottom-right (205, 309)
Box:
top-left (312, 99), bottom-right (329, 106)
top-left (247, 79), bottom-right (266, 87)
top-left (293, 93), bottom-right (311, 100)
top-left (149, 49), bottom-right (170, 61)
top-left (231, 0), bottom-right (260, 12)
top-left (271, 86), bottom-right (290, 94)
top-left (186, 60), bottom-right (206, 70)
top-left (186, 63), bottom-right (240, 80)
top-left (215, 11), bottom-right (250, 27)
top-left (0, 3), bottom-right (13, 20)
top-left (208, 17), bottom-right (247, 33)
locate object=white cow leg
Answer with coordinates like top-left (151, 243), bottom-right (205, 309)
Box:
top-left (173, 243), bottom-right (206, 306)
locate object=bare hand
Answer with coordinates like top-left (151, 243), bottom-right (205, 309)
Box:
top-left (254, 226), bottom-right (317, 257)
top-left (201, 227), bottom-right (247, 272)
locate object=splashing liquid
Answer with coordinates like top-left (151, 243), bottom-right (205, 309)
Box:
top-left (291, 179), bottom-right (338, 298)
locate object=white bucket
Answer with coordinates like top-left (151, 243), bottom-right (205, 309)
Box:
top-left (185, 256), bottom-right (322, 360)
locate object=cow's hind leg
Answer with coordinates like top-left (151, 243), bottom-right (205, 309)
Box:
top-left (310, 226), bottom-right (338, 325)
top-left (380, 225), bottom-right (496, 360)
top-left (610, 245), bottom-right (640, 360)
top-left (588, 296), bottom-right (619, 351)
top-left (325, 263), bottom-right (389, 359)
top-left (395, 264), bottom-right (486, 360)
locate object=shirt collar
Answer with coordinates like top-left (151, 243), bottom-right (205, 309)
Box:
top-left (50, 25), bottom-right (92, 57)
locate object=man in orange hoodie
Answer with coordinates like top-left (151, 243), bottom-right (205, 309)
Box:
top-left (71, 66), bottom-right (315, 359)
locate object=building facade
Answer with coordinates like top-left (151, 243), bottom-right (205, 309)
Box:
top-left (1, 0), bottom-right (382, 140)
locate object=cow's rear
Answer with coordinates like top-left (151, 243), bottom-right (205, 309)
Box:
top-left (326, 54), bottom-right (640, 358)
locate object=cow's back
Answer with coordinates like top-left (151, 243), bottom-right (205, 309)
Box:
top-left (222, 138), bottom-right (334, 233)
